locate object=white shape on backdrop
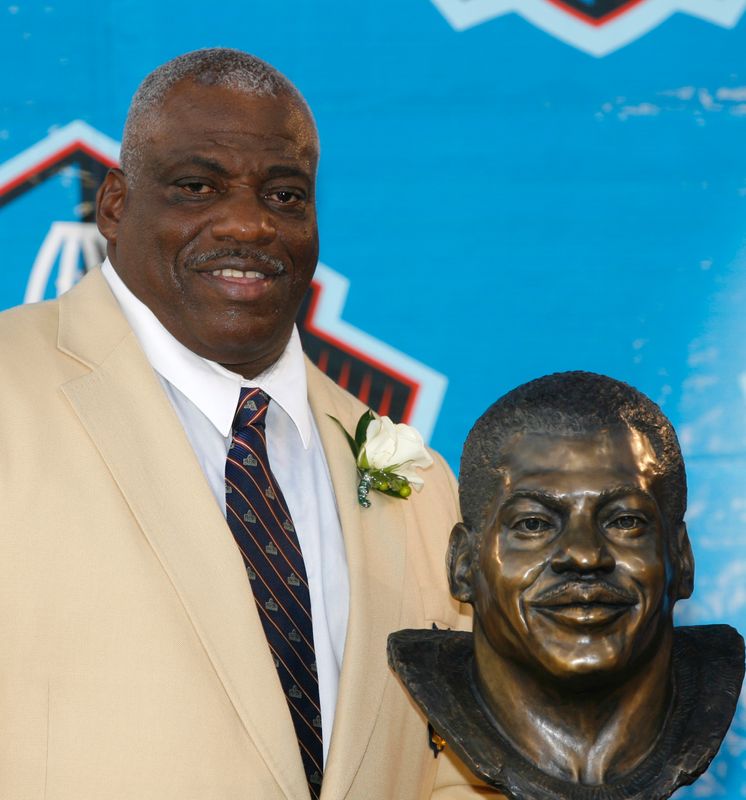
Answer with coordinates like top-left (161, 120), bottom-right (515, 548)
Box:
top-left (430, 0), bottom-right (746, 56)
top-left (0, 120), bottom-right (120, 194)
top-left (24, 221), bottom-right (105, 302)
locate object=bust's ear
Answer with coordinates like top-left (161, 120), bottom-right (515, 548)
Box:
top-left (673, 522), bottom-right (694, 601)
top-left (447, 522), bottom-right (477, 604)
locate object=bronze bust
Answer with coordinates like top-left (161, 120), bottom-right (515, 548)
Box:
top-left (389, 372), bottom-right (744, 800)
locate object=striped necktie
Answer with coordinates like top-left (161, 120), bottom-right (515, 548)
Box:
top-left (225, 387), bottom-right (323, 798)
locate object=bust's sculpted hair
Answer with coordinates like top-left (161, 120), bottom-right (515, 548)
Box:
top-left (459, 371), bottom-right (686, 533)
top-left (120, 47), bottom-right (314, 183)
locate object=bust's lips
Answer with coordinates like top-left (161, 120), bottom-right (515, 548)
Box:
top-left (530, 582), bottom-right (637, 628)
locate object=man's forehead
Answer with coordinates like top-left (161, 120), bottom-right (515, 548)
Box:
top-left (149, 80), bottom-right (318, 144)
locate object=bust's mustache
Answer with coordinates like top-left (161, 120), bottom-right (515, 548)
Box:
top-left (531, 580), bottom-right (637, 607)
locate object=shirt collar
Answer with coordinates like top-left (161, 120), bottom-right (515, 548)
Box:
top-left (101, 259), bottom-right (312, 447)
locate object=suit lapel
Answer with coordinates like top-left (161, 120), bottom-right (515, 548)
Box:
top-left (57, 270), bottom-right (309, 800)
top-left (306, 363), bottom-right (407, 800)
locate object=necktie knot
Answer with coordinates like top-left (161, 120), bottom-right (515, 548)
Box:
top-left (234, 387), bottom-right (269, 432)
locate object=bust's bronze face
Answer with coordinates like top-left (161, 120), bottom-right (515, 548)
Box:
top-left (467, 425), bottom-right (691, 686)
top-left (388, 373), bottom-right (743, 800)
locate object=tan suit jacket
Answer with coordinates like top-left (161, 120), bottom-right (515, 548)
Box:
top-left (0, 269), bottom-right (497, 799)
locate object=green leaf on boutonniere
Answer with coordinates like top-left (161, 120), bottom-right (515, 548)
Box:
top-left (354, 409), bottom-right (376, 450)
top-left (328, 415), bottom-right (359, 459)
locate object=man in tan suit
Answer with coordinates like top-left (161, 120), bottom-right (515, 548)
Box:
top-left (0, 49), bottom-right (496, 798)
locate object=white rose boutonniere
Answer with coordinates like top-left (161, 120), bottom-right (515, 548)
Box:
top-left (330, 410), bottom-right (433, 508)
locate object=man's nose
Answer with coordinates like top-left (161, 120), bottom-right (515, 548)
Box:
top-left (210, 190), bottom-right (277, 243)
top-left (550, 519), bottom-right (616, 575)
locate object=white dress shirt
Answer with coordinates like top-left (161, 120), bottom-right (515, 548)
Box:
top-left (101, 260), bottom-right (349, 763)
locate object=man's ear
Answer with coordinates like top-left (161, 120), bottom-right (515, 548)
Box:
top-left (96, 169), bottom-right (128, 246)
top-left (673, 522), bottom-right (694, 601)
top-left (447, 522), bottom-right (477, 604)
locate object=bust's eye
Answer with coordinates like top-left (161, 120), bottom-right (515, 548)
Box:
top-left (513, 517), bottom-right (552, 534)
top-left (615, 515), bottom-right (641, 528)
top-left (606, 514), bottom-right (647, 536)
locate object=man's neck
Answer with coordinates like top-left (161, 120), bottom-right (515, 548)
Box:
top-left (473, 623), bottom-right (674, 785)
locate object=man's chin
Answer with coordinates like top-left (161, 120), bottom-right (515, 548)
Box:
top-left (184, 323), bottom-right (293, 375)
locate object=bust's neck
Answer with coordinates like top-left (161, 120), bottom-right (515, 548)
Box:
top-left (473, 622), bottom-right (674, 785)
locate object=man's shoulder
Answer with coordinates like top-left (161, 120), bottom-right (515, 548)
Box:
top-left (0, 297), bottom-right (60, 355)
top-left (0, 267), bottom-right (109, 351)
top-left (0, 299), bottom-right (72, 416)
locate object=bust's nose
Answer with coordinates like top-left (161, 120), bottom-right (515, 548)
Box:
top-left (550, 518), bottom-right (616, 575)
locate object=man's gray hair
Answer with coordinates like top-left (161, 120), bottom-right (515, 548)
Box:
top-left (120, 47), bottom-right (311, 180)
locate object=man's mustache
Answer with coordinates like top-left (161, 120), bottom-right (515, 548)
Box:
top-left (185, 247), bottom-right (287, 274)
top-left (532, 580), bottom-right (637, 607)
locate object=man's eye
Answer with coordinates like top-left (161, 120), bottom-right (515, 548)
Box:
top-left (514, 517), bottom-right (552, 534)
top-left (178, 182), bottom-right (214, 195)
top-left (267, 189), bottom-right (304, 205)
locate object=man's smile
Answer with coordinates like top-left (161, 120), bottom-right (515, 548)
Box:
top-left (185, 246), bottom-right (291, 302)
top-left (207, 268), bottom-right (269, 278)
top-left (195, 267), bottom-right (284, 303)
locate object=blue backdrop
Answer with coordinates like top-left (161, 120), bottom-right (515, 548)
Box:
top-left (2, 1), bottom-right (746, 794)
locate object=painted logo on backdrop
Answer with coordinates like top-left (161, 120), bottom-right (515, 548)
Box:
top-left (0, 122), bottom-right (446, 440)
top-left (549, 0), bottom-right (642, 21)
top-left (431, 0), bottom-right (746, 56)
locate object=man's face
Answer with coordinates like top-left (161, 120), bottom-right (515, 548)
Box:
top-left (97, 80), bottom-right (319, 377)
top-left (470, 426), bottom-right (686, 684)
